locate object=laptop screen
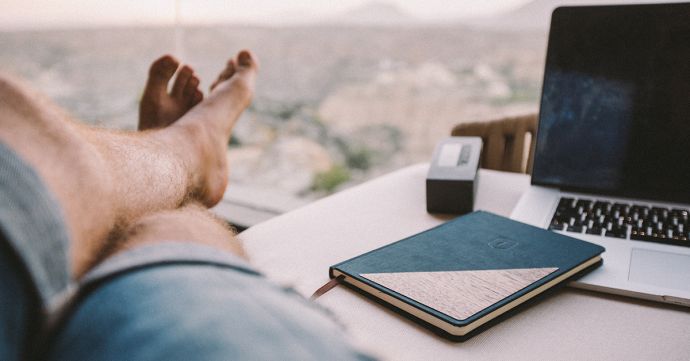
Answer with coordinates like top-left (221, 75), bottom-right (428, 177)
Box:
top-left (532, 3), bottom-right (690, 203)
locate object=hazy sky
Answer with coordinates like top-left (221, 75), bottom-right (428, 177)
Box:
top-left (0, 0), bottom-right (532, 29)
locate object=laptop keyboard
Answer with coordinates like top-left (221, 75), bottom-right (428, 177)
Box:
top-left (549, 197), bottom-right (690, 248)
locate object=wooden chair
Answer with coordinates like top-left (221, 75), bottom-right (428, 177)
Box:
top-left (451, 114), bottom-right (538, 174)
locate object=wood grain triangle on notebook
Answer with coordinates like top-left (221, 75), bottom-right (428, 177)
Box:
top-left (361, 268), bottom-right (558, 320)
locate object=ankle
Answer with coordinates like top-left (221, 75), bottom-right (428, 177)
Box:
top-left (167, 120), bottom-right (228, 207)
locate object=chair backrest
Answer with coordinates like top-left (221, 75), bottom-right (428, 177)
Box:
top-left (451, 114), bottom-right (538, 174)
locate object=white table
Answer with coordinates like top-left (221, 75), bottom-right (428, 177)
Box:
top-left (239, 164), bottom-right (690, 361)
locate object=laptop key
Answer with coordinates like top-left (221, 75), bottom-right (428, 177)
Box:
top-left (566, 225), bottom-right (583, 233)
top-left (548, 219), bottom-right (566, 231)
top-left (672, 209), bottom-right (689, 222)
top-left (552, 197), bottom-right (689, 248)
top-left (548, 224), bottom-right (565, 231)
top-left (605, 230), bottom-right (626, 239)
top-left (586, 226), bottom-right (603, 235)
top-left (613, 203), bottom-right (629, 212)
top-left (576, 199), bottom-right (593, 210)
top-left (631, 232), bottom-right (689, 247)
top-left (557, 198), bottom-right (575, 209)
top-left (651, 207), bottom-right (668, 215)
top-left (593, 201), bottom-right (610, 209)
top-left (630, 233), bottom-right (650, 241)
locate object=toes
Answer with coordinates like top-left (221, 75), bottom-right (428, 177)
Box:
top-left (171, 65), bottom-right (194, 98)
top-left (209, 50), bottom-right (258, 93)
top-left (182, 75), bottom-right (199, 98)
top-left (233, 50), bottom-right (258, 86)
top-left (237, 50), bottom-right (258, 71)
top-left (149, 55), bottom-right (179, 80)
top-left (211, 59), bottom-right (236, 91)
top-left (190, 89), bottom-right (203, 107)
top-left (183, 75), bottom-right (200, 100)
top-left (145, 55), bottom-right (179, 96)
top-left (221, 59), bottom-right (237, 79)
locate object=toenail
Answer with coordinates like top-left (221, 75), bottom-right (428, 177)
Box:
top-left (160, 55), bottom-right (178, 67)
top-left (238, 51), bottom-right (252, 66)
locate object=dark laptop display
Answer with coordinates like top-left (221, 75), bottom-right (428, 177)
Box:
top-left (532, 3), bottom-right (690, 203)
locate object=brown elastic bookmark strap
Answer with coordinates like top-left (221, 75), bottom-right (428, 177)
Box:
top-left (310, 275), bottom-right (345, 301)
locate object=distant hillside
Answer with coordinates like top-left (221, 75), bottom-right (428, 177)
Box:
top-left (327, 1), bottom-right (417, 26)
top-left (467, 0), bottom-right (680, 31)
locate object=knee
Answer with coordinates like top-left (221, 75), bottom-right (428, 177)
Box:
top-left (105, 205), bottom-right (243, 261)
top-left (0, 72), bottom-right (22, 96)
top-left (0, 71), bottom-right (76, 149)
top-left (0, 72), bottom-right (42, 118)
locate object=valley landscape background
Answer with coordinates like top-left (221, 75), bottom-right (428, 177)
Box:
top-left (0, 0), bottom-right (577, 212)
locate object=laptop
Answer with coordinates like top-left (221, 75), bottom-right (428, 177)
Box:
top-left (511, 3), bottom-right (690, 306)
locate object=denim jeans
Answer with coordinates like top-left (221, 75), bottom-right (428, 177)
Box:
top-left (44, 246), bottom-right (371, 361)
top-left (0, 141), bottom-right (372, 361)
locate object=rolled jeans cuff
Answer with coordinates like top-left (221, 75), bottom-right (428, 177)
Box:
top-left (81, 241), bottom-right (259, 288)
top-left (0, 141), bottom-right (71, 310)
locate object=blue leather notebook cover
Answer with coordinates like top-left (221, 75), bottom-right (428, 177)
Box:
top-left (330, 211), bottom-right (605, 337)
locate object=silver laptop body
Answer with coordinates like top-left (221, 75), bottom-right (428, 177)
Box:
top-left (511, 3), bottom-right (690, 306)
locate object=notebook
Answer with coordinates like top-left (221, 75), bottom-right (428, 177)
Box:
top-left (329, 211), bottom-right (604, 339)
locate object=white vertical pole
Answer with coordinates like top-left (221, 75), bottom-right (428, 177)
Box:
top-left (174, 0), bottom-right (185, 59)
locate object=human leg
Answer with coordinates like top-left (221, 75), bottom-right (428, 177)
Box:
top-left (43, 206), bottom-right (371, 361)
top-left (98, 202), bottom-right (245, 261)
top-left (0, 50), bottom-right (257, 276)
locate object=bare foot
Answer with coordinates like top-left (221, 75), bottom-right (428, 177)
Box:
top-left (170, 50), bottom-right (258, 207)
top-left (139, 55), bottom-right (203, 130)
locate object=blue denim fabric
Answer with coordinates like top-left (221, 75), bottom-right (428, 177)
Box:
top-left (0, 237), bottom-right (39, 361)
top-left (46, 261), bottom-right (372, 361)
top-left (1, 140), bottom-right (372, 361)
top-left (0, 141), bottom-right (71, 361)
top-left (0, 142), bottom-right (71, 309)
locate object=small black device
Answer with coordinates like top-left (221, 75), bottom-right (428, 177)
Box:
top-left (426, 137), bottom-right (482, 214)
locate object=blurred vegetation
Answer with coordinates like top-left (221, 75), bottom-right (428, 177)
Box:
top-left (228, 134), bottom-right (241, 147)
top-left (311, 165), bottom-right (351, 193)
top-left (344, 146), bottom-right (373, 170)
top-left (276, 103), bottom-right (304, 121)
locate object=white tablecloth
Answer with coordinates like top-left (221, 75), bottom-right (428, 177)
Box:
top-left (239, 164), bottom-right (690, 361)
